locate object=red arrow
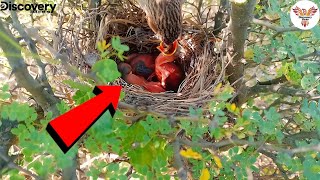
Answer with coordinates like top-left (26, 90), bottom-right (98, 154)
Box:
top-left (46, 86), bottom-right (121, 153)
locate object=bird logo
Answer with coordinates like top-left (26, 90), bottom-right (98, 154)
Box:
top-left (292, 6), bottom-right (318, 27)
top-left (290, 0), bottom-right (319, 30)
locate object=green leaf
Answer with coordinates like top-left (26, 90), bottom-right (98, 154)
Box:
top-left (63, 80), bottom-right (92, 92)
top-left (90, 111), bottom-right (114, 136)
top-left (0, 84), bottom-right (11, 100)
top-left (72, 90), bottom-right (94, 105)
top-left (111, 36), bottom-right (129, 53)
top-left (279, 12), bottom-right (290, 27)
top-left (8, 171), bottom-right (25, 180)
top-left (265, 107), bottom-right (281, 122)
top-left (311, 25), bottom-right (320, 40)
top-left (283, 62), bottom-right (302, 85)
top-left (210, 126), bottom-right (223, 139)
top-left (253, 46), bottom-right (265, 63)
top-left (283, 33), bottom-right (308, 57)
top-left (301, 99), bottom-right (320, 121)
top-left (301, 74), bottom-right (318, 90)
top-left (92, 59), bottom-right (121, 83)
top-left (1, 84), bottom-right (9, 91)
top-left (276, 131), bottom-right (284, 143)
top-left (101, 50), bottom-right (110, 58)
top-left (189, 107), bottom-right (203, 117)
top-left (215, 85), bottom-right (234, 101)
top-left (303, 62), bottom-right (320, 74)
top-left (303, 156), bottom-right (320, 179)
top-left (311, 165), bottom-right (320, 173)
top-left (56, 101), bottom-right (70, 114)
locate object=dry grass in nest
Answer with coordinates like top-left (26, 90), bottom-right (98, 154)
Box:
top-left (58, 1), bottom-right (227, 116)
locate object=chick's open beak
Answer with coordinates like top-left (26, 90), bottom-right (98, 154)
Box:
top-left (157, 40), bottom-right (179, 56)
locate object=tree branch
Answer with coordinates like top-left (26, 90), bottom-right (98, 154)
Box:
top-left (8, 0), bottom-right (54, 96)
top-left (180, 136), bottom-right (320, 155)
top-left (257, 75), bottom-right (287, 85)
top-left (298, 49), bottom-right (320, 60)
top-left (24, 27), bottom-right (92, 80)
top-left (227, 0), bottom-right (256, 104)
top-left (247, 84), bottom-right (311, 99)
top-left (258, 150), bottom-right (289, 180)
top-left (252, 18), bottom-right (300, 33)
top-left (0, 20), bottom-right (59, 116)
top-left (283, 131), bottom-right (319, 147)
top-left (173, 140), bottom-right (188, 180)
top-left (0, 151), bottom-right (40, 180)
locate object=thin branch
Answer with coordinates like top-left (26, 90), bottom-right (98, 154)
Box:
top-left (173, 140), bottom-right (188, 180)
top-left (8, 0), bottom-right (54, 96)
top-left (258, 150), bottom-right (289, 180)
top-left (257, 75), bottom-right (287, 85)
top-left (283, 131), bottom-right (319, 147)
top-left (180, 137), bottom-right (320, 155)
top-left (0, 152), bottom-right (40, 180)
top-left (25, 27), bottom-right (93, 80)
top-left (239, 79), bottom-right (310, 106)
top-left (311, 96), bottom-right (320, 100)
top-left (247, 83), bottom-right (311, 99)
top-left (252, 18), bottom-right (300, 33)
top-left (289, 144), bottom-right (320, 154)
top-left (0, 20), bottom-right (59, 116)
top-left (298, 49), bottom-right (320, 60)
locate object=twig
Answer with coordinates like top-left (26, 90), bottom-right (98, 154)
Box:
top-left (283, 131), bottom-right (319, 146)
top-left (252, 18), bottom-right (300, 34)
top-left (8, 0), bottom-right (54, 96)
top-left (289, 144), bottom-right (320, 154)
top-left (311, 96), bottom-right (320, 100)
top-left (0, 152), bottom-right (40, 180)
top-left (247, 83), bottom-right (311, 99)
top-left (25, 27), bottom-right (94, 80)
top-left (0, 21), bottom-right (60, 116)
top-left (257, 75), bottom-right (287, 85)
top-left (180, 137), bottom-right (320, 155)
top-left (258, 150), bottom-right (289, 180)
top-left (173, 139), bottom-right (188, 180)
top-left (298, 49), bottom-right (320, 60)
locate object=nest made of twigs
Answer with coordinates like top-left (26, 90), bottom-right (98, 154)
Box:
top-left (58, 1), bottom-right (227, 116)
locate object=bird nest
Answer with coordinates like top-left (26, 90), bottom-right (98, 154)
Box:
top-left (58, 1), bottom-right (228, 116)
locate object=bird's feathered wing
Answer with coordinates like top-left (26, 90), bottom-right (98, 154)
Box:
top-left (136, 0), bottom-right (182, 45)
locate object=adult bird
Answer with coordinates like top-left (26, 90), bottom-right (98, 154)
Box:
top-left (137, 0), bottom-right (183, 54)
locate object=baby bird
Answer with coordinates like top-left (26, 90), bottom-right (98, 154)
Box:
top-left (137, 0), bottom-right (183, 54)
top-left (126, 53), bottom-right (156, 79)
top-left (118, 63), bottom-right (165, 93)
top-left (155, 52), bottom-right (184, 91)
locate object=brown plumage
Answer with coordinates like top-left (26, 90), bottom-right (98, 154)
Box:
top-left (138, 0), bottom-right (183, 49)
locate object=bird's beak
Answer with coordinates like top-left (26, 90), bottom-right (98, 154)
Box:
top-left (157, 40), bottom-right (179, 56)
top-left (156, 42), bottom-right (165, 53)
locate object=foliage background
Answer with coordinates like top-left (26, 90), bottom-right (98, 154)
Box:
top-left (0, 0), bottom-right (320, 179)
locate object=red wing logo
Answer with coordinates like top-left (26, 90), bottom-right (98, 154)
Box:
top-left (292, 6), bottom-right (318, 27)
